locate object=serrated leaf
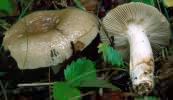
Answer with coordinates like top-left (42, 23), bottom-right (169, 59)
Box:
top-left (98, 43), bottom-right (124, 67)
top-left (64, 58), bottom-right (96, 87)
top-left (79, 79), bottom-right (120, 91)
top-left (52, 82), bottom-right (81, 100)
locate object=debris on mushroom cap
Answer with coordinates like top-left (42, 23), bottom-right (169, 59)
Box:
top-left (102, 2), bottom-right (171, 58)
top-left (3, 8), bottom-right (99, 69)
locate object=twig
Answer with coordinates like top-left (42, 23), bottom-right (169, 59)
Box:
top-left (105, 70), bottom-right (118, 80)
top-left (122, 92), bottom-right (137, 97)
top-left (48, 67), bottom-right (51, 100)
top-left (18, 67), bottom-right (127, 87)
top-left (18, 82), bottom-right (55, 87)
top-left (156, 0), bottom-right (161, 12)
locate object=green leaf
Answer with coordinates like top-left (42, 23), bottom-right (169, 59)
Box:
top-left (0, 0), bottom-right (13, 14)
top-left (74, 0), bottom-right (86, 10)
top-left (98, 43), bottom-right (124, 67)
top-left (64, 58), bottom-right (96, 87)
top-left (131, 0), bottom-right (155, 6)
top-left (135, 96), bottom-right (159, 100)
top-left (79, 79), bottom-right (120, 91)
top-left (52, 82), bottom-right (81, 100)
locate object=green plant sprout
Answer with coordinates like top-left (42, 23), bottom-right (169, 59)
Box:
top-left (74, 0), bottom-right (86, 10)
top-left (98, 43), bottom-right (125, 67)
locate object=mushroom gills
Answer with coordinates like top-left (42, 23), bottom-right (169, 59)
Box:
top-left (102, 2), bottom-right (171, 95)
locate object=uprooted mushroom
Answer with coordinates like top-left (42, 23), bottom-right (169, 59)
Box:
top-left (102, 2), bottom-right (171, 94)
top-left (3, 8), bottom-right (99, 69)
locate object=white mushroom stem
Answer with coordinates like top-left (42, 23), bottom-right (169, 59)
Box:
top-left (127, 24), bottom-right (154, 94)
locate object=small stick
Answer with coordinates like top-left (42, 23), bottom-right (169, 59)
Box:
top-left (18, 82), bottom-right (55, 87)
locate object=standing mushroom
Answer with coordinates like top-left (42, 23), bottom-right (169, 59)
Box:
top-left (102, 2), bottom-right (171, 94)
top-left (3, 8), bottom-right (99, 69)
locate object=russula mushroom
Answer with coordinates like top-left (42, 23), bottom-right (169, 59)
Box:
top-left (3, 8), bottom-right (99, 69)
top-left (102, 2), bottom-right (171, 94)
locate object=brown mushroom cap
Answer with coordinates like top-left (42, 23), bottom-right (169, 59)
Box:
top-left (102, 2), bottom-right (171, 58)
top-left (3, 8), bottom-right (99, 69)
